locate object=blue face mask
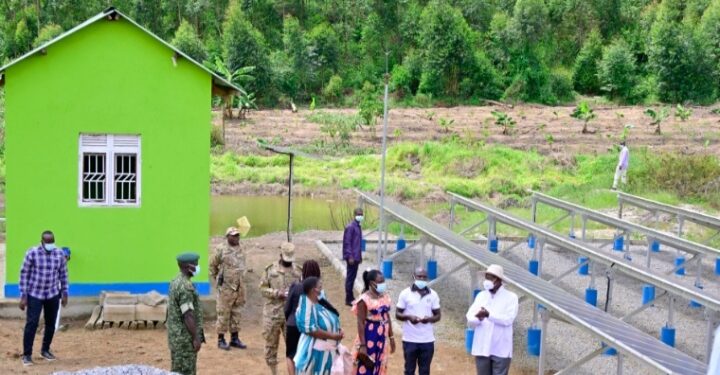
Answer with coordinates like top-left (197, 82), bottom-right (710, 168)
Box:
top-left (414, 280), bottom-right (428, 289)
top-left (43, 243), bottom-right (57, 252)
top-left (375, 282), bottom-right (387, 294)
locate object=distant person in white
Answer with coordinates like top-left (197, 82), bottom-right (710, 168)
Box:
top-left (708, 325), bottom-right (720, 375)
top-left (396, 267), bottom-right (441, 375)
top-left (612, 140), bottom-right (629, 190)
top-left (466, 264), bottom-right (519, 375)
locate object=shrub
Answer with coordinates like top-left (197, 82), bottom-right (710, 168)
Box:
top-left (390, 64), bottom-right (412, 98)
top-left (675, 104), bottom-right (692, 121)
top-left (491, 111), bottom-right (516, 135)
top-left (358, 81), bottom-right (383, 128)
top-left (323, 75), bottom-right (344, 104)
top-left (550, 68), bottom-right (575, 104)
top-left (211, 125), bottom-right (224, 147)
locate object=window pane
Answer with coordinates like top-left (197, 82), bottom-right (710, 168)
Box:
top-left (114, 154), bottom-right (137, 203)
top-left (82, 153), bottom-right (106, 203)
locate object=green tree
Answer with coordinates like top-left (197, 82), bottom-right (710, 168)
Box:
top-left (171, 19), bottom-right (207, 62)
top-left (358, 81), bottom-right (383, 130)
top-left (598, 39), bottom-right (638, 103)
top-left (282, 15), bottom-right (310, 99)
top-left (700, 0), bottom-right (720, 89)
top-left (573, 29), bottom-right (603, 95)
top-left (32, 23), bottom-right (62, 48)
top-left (14, 19), bottom-right (33, 56)
top-left (417, 1), bottom-right (476, 97)
top-left (222, 3), bottom-right (270, 101)
top-left (649, 0), bottom-right (716, 103)
top-left (308, 23), bottom-right (340, 89)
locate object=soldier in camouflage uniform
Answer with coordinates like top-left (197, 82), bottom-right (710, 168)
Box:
top-left (209, 227), bottom-right (248, 350)
top-left (167, 252), bottom-right (205, 375)
top-left (260, 242), bottom-right (302, 375)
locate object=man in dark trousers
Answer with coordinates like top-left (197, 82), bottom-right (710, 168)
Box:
top-left (343, 208), bottom-right (364, 306)
top-left (18, 230), bottom-right (68, 366)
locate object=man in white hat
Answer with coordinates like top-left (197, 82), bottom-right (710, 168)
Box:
top-left (465, 264), bottom-right (519, 375)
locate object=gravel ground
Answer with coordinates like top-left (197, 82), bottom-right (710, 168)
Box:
top-left (323, 235), bottom-right (718, 375)
top-left (53, 365), bottom-right (177, 375)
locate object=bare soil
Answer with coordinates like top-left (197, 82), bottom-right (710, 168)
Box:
top-left (0, 231), bottom-right (533, 375)
top-left (220, 105), bottom-right (720, 157)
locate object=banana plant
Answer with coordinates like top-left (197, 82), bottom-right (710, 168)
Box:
top-left (644, 107), bottom-right (669, 135)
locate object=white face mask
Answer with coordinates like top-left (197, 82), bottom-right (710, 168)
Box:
top-left (43, 243), bottom-right (57, 251)
top-left (355, 215), bottom-right (364, 223)
top-left (482, 280), bottom-right (495, 291)
top-left (190, 264), bottom-right (201, 277)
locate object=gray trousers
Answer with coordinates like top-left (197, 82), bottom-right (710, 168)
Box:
top-left (474, 355), bottom-right (511, 375)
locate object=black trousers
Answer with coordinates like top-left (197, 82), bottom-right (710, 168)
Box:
top-left (345, 261), bottom-right (359, 304)
top-left (23, 294), bottom-right (60, 356)
top-left (403, 341), bottom-right (434, 375)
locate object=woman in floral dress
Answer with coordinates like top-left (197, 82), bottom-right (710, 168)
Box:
top-left (352, 269), bottom-right (396, 375)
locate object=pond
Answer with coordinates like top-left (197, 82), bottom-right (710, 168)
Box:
top-left (210, 195), bottom-right (355, 237)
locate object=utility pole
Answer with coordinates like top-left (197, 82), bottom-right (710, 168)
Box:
top-left (377, 51), bottom-right (390, 269)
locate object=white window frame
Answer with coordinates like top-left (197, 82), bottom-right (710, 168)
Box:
top-left (78, 134), bottom-right (142, 207)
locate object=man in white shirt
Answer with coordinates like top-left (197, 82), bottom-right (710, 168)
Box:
top-left (396, 267), bottom-right (442, 375)
top-left (466, 264), bottom-right (519, 375)
top-left (612, 140), bottom-right (629, 190)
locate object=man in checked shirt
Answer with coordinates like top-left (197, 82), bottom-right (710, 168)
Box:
top-left (18, 230), bottom-right (68, 366)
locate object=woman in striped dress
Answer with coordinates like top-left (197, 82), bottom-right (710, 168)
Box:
top-left (294, 276), bottom-right (344, 375)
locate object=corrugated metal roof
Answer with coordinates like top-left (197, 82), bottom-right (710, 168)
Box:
top-left (0, 7), bottom-right (241, 93)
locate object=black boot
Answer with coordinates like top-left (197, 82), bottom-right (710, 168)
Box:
top-left (229, 332), bottom-right (247, 349)
top-left (218, 334), bottom-right (230, 350)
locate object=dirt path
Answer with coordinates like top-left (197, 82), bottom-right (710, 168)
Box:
top-left (221, 105), bottom-right (720, 157)
top-left (0, 231), bottom-right (531, 375)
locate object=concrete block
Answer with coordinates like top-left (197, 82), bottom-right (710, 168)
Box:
top-left (135, 304), bottom-right (167, 322)
top-left (102, 304), bottom-right (136, 322)
top-left (99, 291), bottom-right (132, 305)
top-left (138, 290), bottom-right (166, 306)
top-left (84, 305), bottom-right (102, 330)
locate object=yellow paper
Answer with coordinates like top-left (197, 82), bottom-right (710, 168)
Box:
top-left (236, 216), bottom-right (251, 237)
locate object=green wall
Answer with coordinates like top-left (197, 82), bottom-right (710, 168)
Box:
top-left (4, 18), bottom-right (211, 295)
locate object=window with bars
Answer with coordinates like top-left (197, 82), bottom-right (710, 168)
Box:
top-left (79, 134), bottom-right (141, 206)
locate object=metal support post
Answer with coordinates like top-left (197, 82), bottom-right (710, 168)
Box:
top-left (537, 308), bottom-right (550, 375)
top-left (537, 238), bottom-right (545, 278)
top-left (581, 216), bottom-right (587, 241)
top-left (705, 310), bottom-right (718, 363)
top-left (617, 353), bottom-right (624, 375)
top-left (605, 268), bottom-right (615, 314)
top-left (569, 212), bottom-right (576, 237)
top-left (618, 199), bottom-right (624, 219)
top-left (645, 239), bottom-right (653, 269)
top-left (531, 197), bottom-right (538, 223)
top-left (449, 200), bottom-right (456, 230)
top-left (677, 216), bottom-right (685, 238)
top-left (624, 230), bottom-right (632, 261)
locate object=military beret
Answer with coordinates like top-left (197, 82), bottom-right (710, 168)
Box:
top-left (176, 252), bottom-right (200, 263)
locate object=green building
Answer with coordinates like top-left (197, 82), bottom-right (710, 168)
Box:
top-left (0, 8), bottom-right (238, 297)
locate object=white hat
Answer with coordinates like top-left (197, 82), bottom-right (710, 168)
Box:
top-left (485, 264), bottom-right (505, 280)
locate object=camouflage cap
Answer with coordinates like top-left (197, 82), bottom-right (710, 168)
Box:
top-left (280, 242), bottom-right (295, 262)
top-left (176, 252), bottom-right (200, 264)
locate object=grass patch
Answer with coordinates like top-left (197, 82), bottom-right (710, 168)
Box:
top-left (212, 141), bottom-right (719, 216)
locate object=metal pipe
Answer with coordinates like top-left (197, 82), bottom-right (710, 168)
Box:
top-left (531, 197), bottom-right (537, 223)
top-left (555, 347), bottom-right (605, 374)
top-left (581, 216), bottom-right (587, 241)
top-left (537, 238), bottom-right (545, 277)
top-left (645, 239), bottom-right (652, 269)
top-left (617, 353), bottom-right (624, 375)
top-left (550, 259), bottom-right (589, 284)
top-left (569, 212), bottom-right (575, 237)
top-left (618, 198), bottom-right (624, 219)
top-left (427, 261), bottom-right (468, 288)
top-left (547, 212), bottom-right (571, 229)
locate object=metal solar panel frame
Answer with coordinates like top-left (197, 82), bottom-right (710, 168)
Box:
top-left (448, 192), bottom-right (720, 312)
top-left (617, 192), bottom-right (720, 239)
top-left (531, 191), bottom-right (720, 259)
top-left (356, 190), bottom-right (707, 375)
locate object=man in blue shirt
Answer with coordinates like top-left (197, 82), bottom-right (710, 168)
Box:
top-left (343, 208), bottom-right (364, 306)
